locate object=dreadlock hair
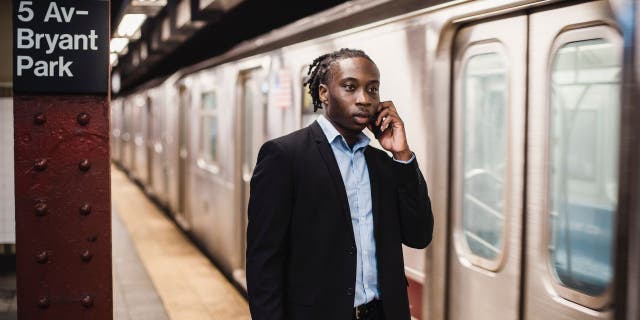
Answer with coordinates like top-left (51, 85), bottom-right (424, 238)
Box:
top-left (303, 48), bottom-right (374, 112)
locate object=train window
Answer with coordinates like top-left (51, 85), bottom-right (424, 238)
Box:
top-left (243, 82), bottom-right (255, 171)
top-left (200, 91), bottom-right (218, 165)
top-left (460, 51), bottom-right (507, 265)
top-left (548, 38), bottom-right (621, 297)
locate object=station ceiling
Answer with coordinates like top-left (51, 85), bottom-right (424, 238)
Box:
top-left (110, 0), bottom-right (348, 95)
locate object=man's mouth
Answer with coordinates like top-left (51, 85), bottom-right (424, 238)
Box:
top-left (353, 113), bottom-right (370, 125)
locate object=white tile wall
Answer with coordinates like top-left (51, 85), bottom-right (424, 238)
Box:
top-left (0, 97), bottom-right (14, 244)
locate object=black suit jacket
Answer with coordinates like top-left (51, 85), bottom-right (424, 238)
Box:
top-left (246, 121), bottom-right (434, 320)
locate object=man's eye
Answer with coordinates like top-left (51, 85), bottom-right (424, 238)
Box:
top-left (343, 84), bottom-right (355, 91)
top-left (368, 87), bottom-right (379, 94)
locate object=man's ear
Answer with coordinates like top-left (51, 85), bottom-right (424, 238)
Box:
top-left (319, 84), bottom-right (328, 106)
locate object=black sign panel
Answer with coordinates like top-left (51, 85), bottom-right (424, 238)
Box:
top-left (13, 0), bottom-right (109, 94)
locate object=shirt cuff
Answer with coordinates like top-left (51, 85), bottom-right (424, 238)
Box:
top-left (392, 152), bottom-right (415, 164)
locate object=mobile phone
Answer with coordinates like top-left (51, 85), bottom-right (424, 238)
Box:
top-left (370, 111), bottom-right (384, 139)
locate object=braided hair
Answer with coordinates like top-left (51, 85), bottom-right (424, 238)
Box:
top-left (303, 48), bottom-right (374, 112)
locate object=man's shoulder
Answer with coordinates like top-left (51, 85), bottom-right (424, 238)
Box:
top-left (268, 124), bottom-right (314, 151)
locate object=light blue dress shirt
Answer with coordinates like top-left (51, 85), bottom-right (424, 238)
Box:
top-left (316, 115), bottom-right (414, 307)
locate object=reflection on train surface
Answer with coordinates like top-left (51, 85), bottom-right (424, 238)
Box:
top-left (110, 0), bottom-right (638, 319)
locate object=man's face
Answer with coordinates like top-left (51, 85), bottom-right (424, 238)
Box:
top-left (320, 57), bottom-right (380, 136)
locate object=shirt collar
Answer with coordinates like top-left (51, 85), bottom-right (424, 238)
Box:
top-left (317, 115), bottom-right (370, 151)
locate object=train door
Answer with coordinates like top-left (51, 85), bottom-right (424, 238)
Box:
top-left (126, 100), bottom-right (136, 172)
top-left (177, 84), bottom-right (191, 228)
top-left (133, 99), bottom-right (146, 181)
top-left (525, 1), bottom-right (621, 319)
top-left (119, 102), bottom-right (127, 166)
top-left (146, 96), bottom-right (154, 189)
top-left (235, 68), bottom-right (267, 289)
top-left (449, 15), bottom-right (527, 320)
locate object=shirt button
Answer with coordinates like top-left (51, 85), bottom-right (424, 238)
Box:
top-left (346, 287), bottom-right (354, 296)
top-left (348, 246), bottom-right (356, 255)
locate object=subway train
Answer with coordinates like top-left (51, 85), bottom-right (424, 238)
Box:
top-left (109, 0), bottom-right (640, 319)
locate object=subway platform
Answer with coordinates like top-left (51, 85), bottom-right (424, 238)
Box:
top-left (0, 166), bottom-right (250, 320)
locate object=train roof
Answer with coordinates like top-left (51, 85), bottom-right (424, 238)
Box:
top-left (175, 0), bottom-right (454, 82)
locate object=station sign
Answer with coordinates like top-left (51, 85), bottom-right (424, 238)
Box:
top-left (13, 0), bottom-right (109, 94)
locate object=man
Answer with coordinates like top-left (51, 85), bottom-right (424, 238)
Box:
top-left (246, 48), bottom-right (434, 320)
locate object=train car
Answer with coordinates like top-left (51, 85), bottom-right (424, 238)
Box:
top-left (110, 0), bottom-right (639, 319)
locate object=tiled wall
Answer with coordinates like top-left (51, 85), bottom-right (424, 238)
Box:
top-left (0, 97), bottom-right (14, 244)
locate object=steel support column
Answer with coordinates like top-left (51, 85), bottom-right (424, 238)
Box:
top-left (616, 0), bottom-right (639, 319)
top-left (14, 95), bottom-right (112, 319)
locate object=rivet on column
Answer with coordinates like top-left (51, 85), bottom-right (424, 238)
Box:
top-left (80, 249), bottom-right (93, 262)
top-left (79, 203), bottom-right (91, 216)
top-left (77, 113), bottom-right (90, 126)
top-left (35, 251), bottom-right (49, 264)
top-left (33, 113), bottom-right (46, 125)
top-left (34, 159), bottom-right (48, 171)
top-left (78, 159), bottom-right (91, 172)
top-left (81, 295), bottom-right (94, 308)
top-left (34, 201), bottom-right (48, 216)
top-left (37, 296), bottom-right (50, 309)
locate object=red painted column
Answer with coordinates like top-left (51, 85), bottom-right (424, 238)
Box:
top-left (14, 95), bottom-right (112, 319)
top-left (12, 0), bottom-right (112, 316)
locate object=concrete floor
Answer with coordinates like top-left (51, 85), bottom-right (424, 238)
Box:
top-left (111, 167), bottom-right (250, 320)
top-left (0, 256), bottom-right (16, 320)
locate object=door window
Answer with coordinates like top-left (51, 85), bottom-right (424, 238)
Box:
top-left (200, 91), bottom-right (219, 165)
top-left (460, 50), bottom-right (508, 265)
top-left (548, 37), bottom-right (621, 297)
top-left (243, 79), bottom-right (255, 171)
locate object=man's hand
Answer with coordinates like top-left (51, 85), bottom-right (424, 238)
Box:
top-left (369, 101), bottom-right (412, 161)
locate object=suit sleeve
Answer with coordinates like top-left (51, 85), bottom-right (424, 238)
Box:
top-left (246, 140), bottom-right (293, 320)
top-left (392, 156), bottom-right (434, 249)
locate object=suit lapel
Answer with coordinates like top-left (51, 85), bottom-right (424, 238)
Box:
top-left (310, 122), bottom-right (354, 240)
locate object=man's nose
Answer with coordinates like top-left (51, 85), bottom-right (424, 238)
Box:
top-left (355, 88), bottom-right (372, 105)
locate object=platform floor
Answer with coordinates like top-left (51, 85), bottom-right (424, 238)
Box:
top-left (112, 208), bottom-right (170, 320)
top-left (111, 166), bottom-right (251, 320)
top-left (0, 259), bottom-right (16, 320)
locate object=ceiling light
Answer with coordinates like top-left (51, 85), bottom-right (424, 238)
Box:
top-left (110, 38), bottom-right (130, 53)
top-left (132, 0), bottom-right (167, 6)
top-left (110, 53), bottom-right (118, 66)
top-left (116, 14), bottom-right (147, 38)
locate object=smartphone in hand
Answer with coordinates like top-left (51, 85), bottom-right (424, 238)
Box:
top-left (370, 111), bottom-right (384, 139)
top-left (370, 107), bottom-right (390, 139)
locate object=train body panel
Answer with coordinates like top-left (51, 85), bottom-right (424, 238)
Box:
top-left (133, 95), bottom-right (151, 186)
top-left (110, 99), bottom-right (122, 164)
top-left (109, 0), bottom-right (637, 319)
top-left (147, 86), bottom-right (170, 206)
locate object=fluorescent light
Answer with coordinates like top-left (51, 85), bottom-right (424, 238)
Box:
top-left (116, 14), bottom-right (147, 37)
top-left (110, 53), bottom-right (118, 66)
top-left (110, 37), bottom-right (130, 53)
top-left (132, 0), bottom-right (167, 6)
